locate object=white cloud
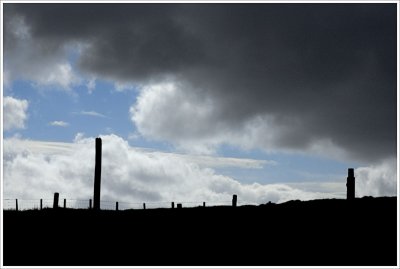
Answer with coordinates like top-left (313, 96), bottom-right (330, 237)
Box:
top-left (134, 148), bottom-right (274, 169)
top-left (3, 96), bottom-right (29, 131)
top-left (355, 158), bottom-right (397, 197)
top-left (3, 134), bottom-right (334, 206)
top-left (49, 121), bottom-right (69, 127)
top-left (286, 182), bottom-right (345, 198)
top-left (5, 139), bottom-right (76, 155)
top-left (34, 62), bottom-right (80, 90)
top-left (130, 81), bottom-right (352, 160)
top-left (130, 81), bottom-right (224, 154)
top-left (77, 111), bottom-right (107, 118)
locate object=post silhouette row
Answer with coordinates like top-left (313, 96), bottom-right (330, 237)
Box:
top-left (9, 138), bottom-right (356, 211)
top-left (12, 180), bottom-right (356, 211)
top-left (87, 138), bottom-right (357, 211)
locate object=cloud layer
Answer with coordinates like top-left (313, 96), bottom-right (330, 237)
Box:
top-left (3, 135), bottom-right (395, 209)
top-left (3, 96), bottom-right (28, 131)
top-left (3, 134), bottom-right (344, 206)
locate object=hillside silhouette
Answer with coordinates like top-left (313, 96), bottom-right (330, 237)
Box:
top-left (3, 196), bottom-right (397, 266)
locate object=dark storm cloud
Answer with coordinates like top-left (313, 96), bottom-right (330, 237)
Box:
top-left (4, 4), bottom-right (204, 81)
top-left (4, 3), bottom-right (397, 163)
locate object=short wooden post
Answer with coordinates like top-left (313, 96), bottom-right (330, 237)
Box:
top-left (53, 193), bottom-right (59, 209)
top-left (15, 199), bottom-right (18, 211)
top-left (63, 199), bottom-right (66, 208)
top-left (203, 202), bottom-right (206, 207)
top-left (143, 203), bottom-right (146, 210)
top-left (232, 194), bottom-right (237, 207)
top-left (40, 199), bottom-right (43, 210)
top-left (116, 202), bottom-right (119, 211)
top-left (171, 202), bottom-right (175, 209)
top-left (177, 203), bottom-right (182, 209)
top-left (89, 199), bottom-right (92, 209)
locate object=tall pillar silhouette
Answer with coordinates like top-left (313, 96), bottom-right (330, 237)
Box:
top-left (346, 168), bottom-right (355, 200)
top-left (93, 137), bottom-right (102, 210)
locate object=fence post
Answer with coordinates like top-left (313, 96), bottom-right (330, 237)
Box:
top-left (93, 137), bottom-right (102, 210)
top-left (40, 199), bottom-right (43, 210)
top-left (63, 199), bottom-right (66, 208)
top-left (89, 199), bottom-right (92, 209)
top-left (171, 202), bottom-right (175, 209)
top-left (177, 203), bottom-right (182, 209)
top-left (143, 203), bottom-right (146, 210)
top-left (203, 202), bottom-right (206, 207)
top-left (116, 202), bottom-right (119, 211)
top-left (232, 194), bottom-right (237, 207)
top-left (53, 193), bottom-right (59, 209)
top-left (15, 199), bottom-right (18, 211)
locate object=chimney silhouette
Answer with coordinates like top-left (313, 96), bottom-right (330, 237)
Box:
top-left (93, 137), bottom-right (102, 210)
top-left (346, 168), bottom-right (355, 200)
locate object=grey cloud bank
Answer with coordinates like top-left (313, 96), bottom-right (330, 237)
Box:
top-left (4, 4), bottom-right (397, 164)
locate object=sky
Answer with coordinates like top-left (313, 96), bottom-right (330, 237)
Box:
top-left (2, 2), bottom-right (398, 207)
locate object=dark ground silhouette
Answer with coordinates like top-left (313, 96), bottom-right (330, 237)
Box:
top-left (3, 196), bottom-right (397, 266)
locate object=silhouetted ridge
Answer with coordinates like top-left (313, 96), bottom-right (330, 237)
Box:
top-left (3, 197), bottom-right (397, 266)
